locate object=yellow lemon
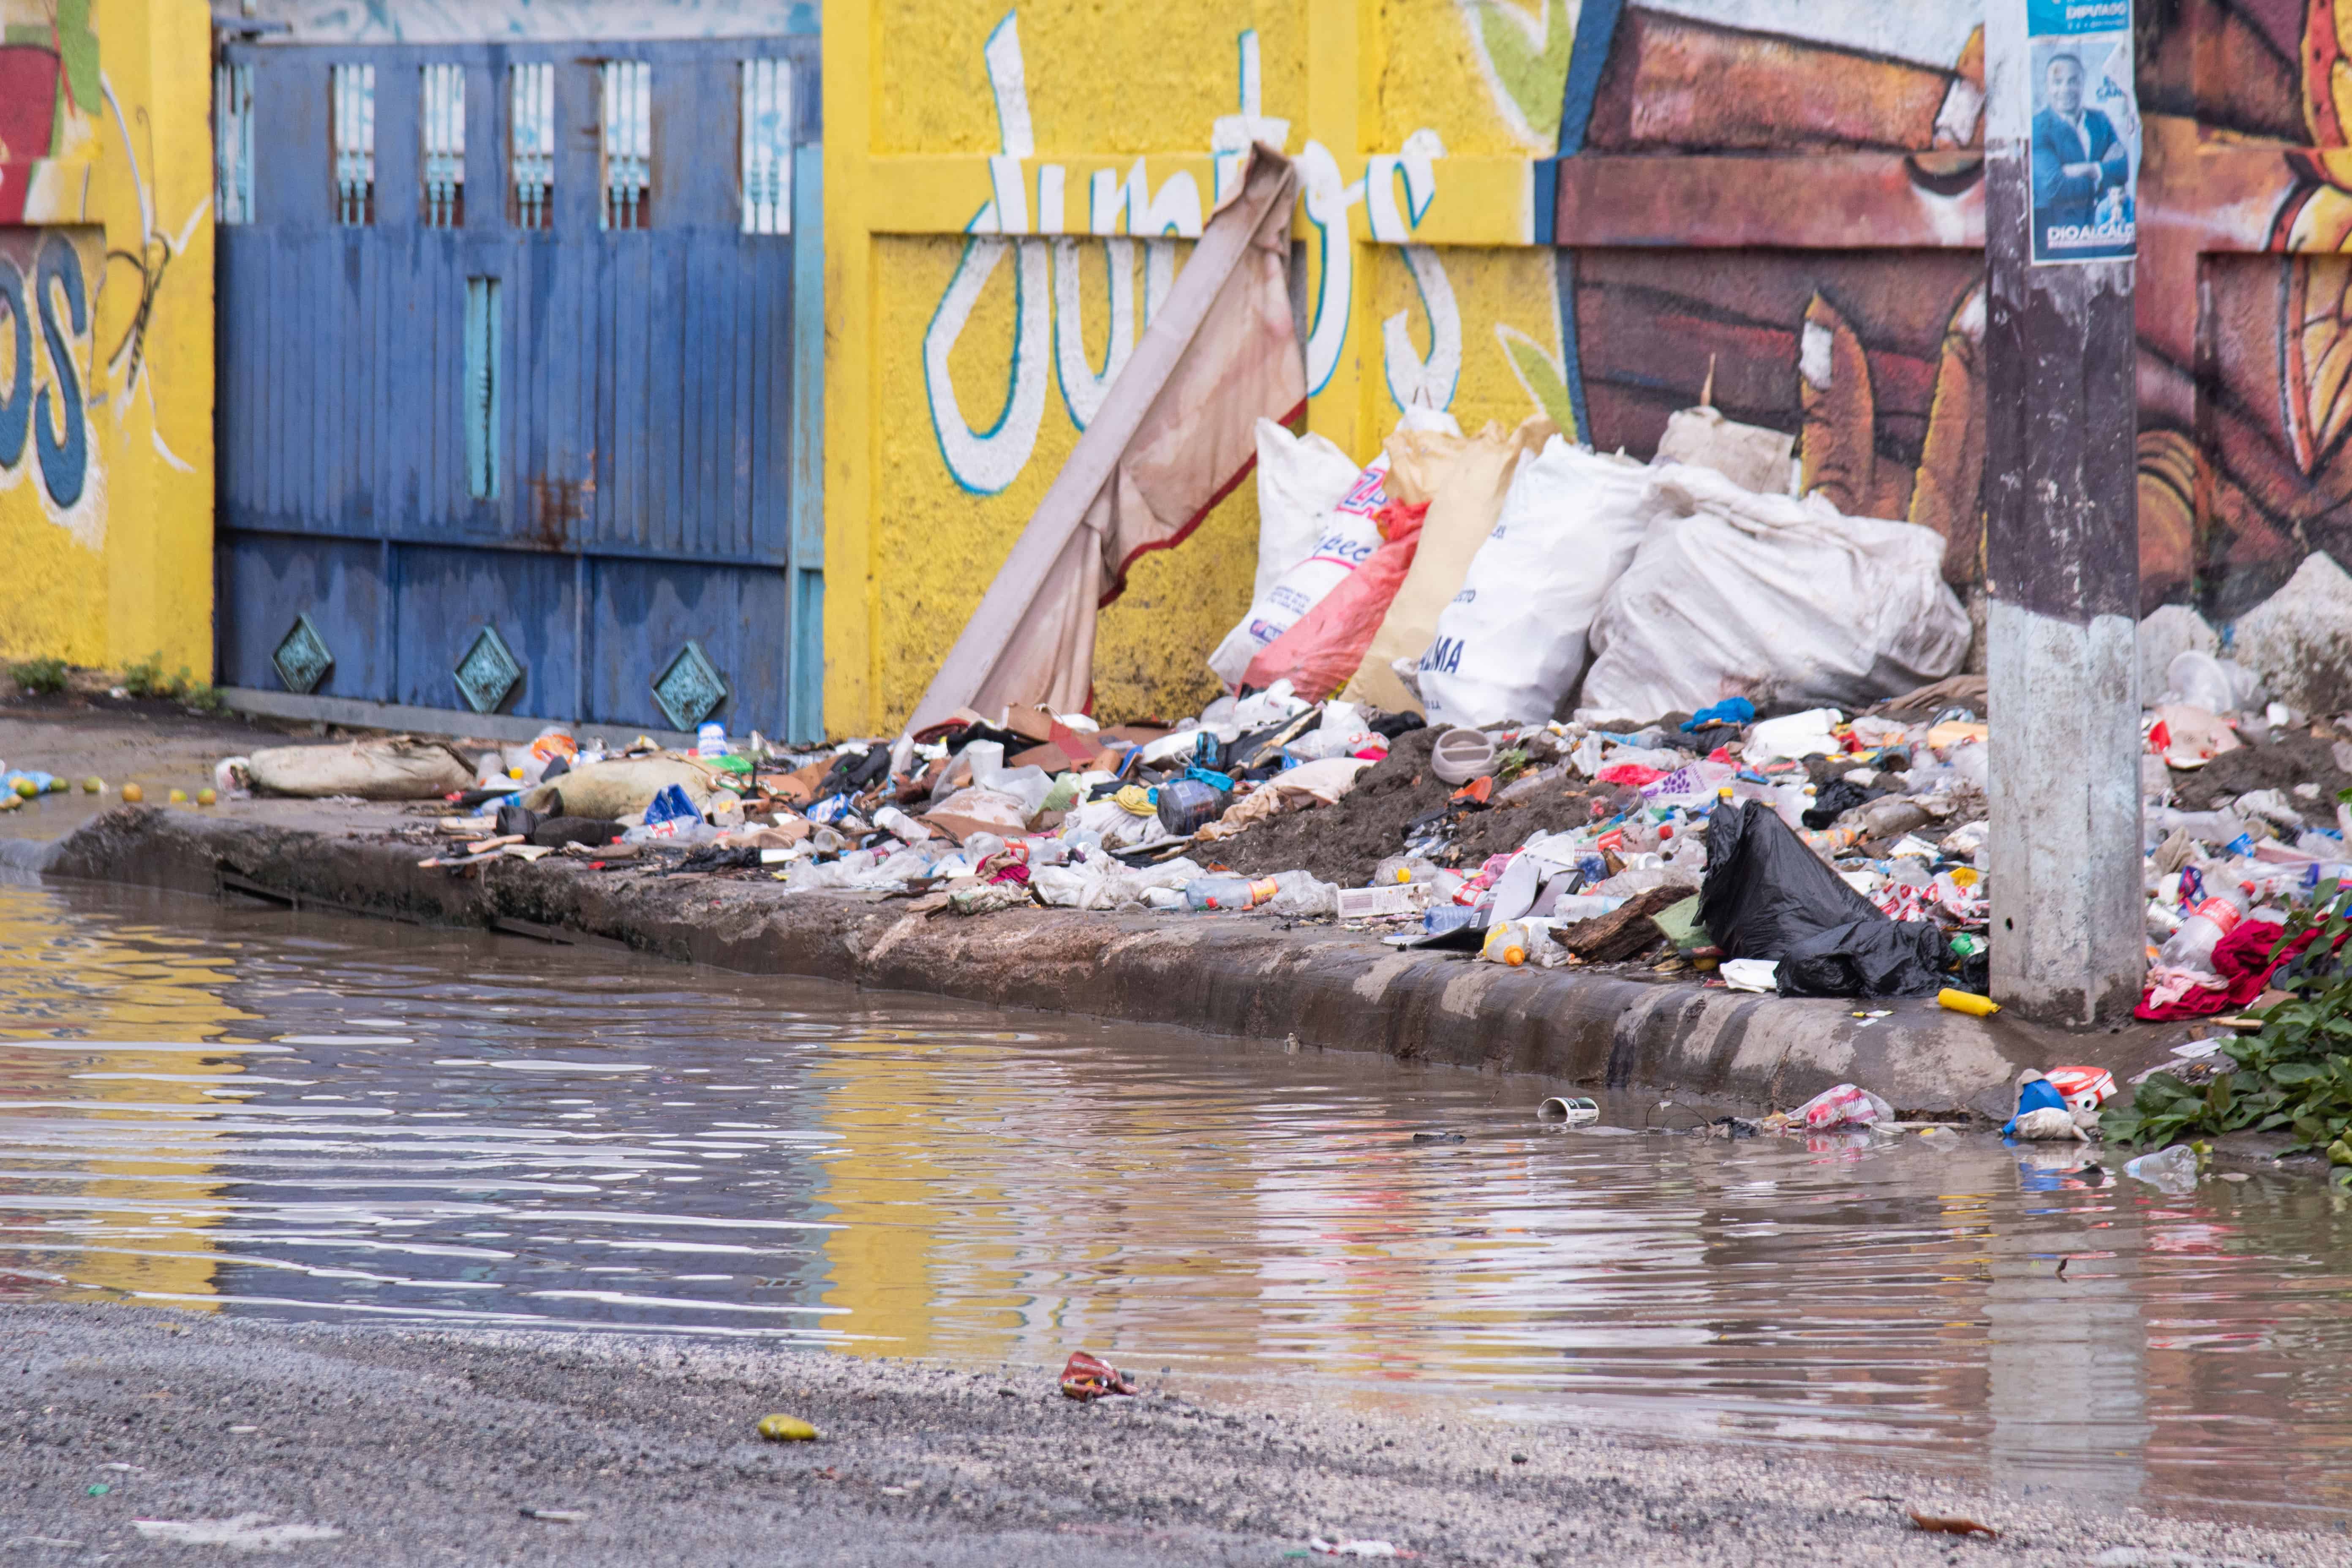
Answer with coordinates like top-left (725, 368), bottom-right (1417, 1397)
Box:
top-left (121, 783), bottom-right (144, 803)
top-left (82, 777), bottom-right (103, 794)
top-left (196, 788), bottom-right (218, 807)
top-left (755, 1414), bottom-right (819, 1442)
top-left (168, 788), bottom-right (188, 804)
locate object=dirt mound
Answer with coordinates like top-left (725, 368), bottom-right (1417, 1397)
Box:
top-left (2172, 733), bottom-right (2352, 823)
top-left (1207, 727), bottom-right (1644, 887)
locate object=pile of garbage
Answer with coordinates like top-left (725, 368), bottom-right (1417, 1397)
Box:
top-left (195, 393), bottom-right (2352, 1012)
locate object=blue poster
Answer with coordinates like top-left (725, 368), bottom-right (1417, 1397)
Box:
top-left (2025, 0), bottom-right (2138, 264)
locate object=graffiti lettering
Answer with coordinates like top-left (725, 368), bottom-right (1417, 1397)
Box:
top-left (1053, 236), bottom-right (1135, 430)
top-left (0, 236), bottom-right (100, 536)
top-left (0, 262), bottom-right (27, 468)
top-left (925, 11), bottom-right (1462, 487)
top-left (34, 237), bottom-right (88, 509)
top-left (1383, 245), bottom-right (1462, 412)
top-left (924, 234), bottom-right (1053, 495)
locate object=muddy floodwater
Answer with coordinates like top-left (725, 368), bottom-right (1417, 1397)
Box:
top-left (2, 880), bottom-right (2349, 1526)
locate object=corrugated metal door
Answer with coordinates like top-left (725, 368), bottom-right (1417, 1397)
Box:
top-left (213, 38), bottom-right (823, 741)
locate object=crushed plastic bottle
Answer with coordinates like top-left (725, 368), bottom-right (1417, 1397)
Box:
top-left (2157, 881), bottom-right (2251, 972)
top-left (2123, 1143), bottom-right (2200, 1194)
top-left (1185, 875), bottom-right (1281, 912)
top-left (1371, 855), bottom-right (1442, 887)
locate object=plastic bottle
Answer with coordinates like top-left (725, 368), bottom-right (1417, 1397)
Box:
top-left (873, 805), bottom-right (932, 843)
top-left (2123, 1143), bottom-right (2200, 1192)
top-left (1185, 875), bottom-right (1280, 911)
top-left (2157, 881), bottom-right (2251, 972)
top-left (1481, 917), bottom-right (1556, 967)
top-left (1372, 855), bottom-right (1441, 886)
top-left (1548, 893), bottom-right (1628, 923)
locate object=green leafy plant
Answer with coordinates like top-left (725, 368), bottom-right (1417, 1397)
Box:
top-left (7, 657), bottom-right (68, 696)
top-left (2104, 878), bottom-right (2352, 1179)
top-left (120, 654), bottom-right (173, 699)
top-left (119, 656), bottom-right (216, 709)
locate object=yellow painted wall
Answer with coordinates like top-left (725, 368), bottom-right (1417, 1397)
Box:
top-left (828, 0), bottom-right (1570, 736)
top-left (0, 0), bottom-right (214, 681)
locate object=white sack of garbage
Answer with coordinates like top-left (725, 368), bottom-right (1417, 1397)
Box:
top-left (1416, 438), bottom-right (1667, 729)
top-left (244, 735), bottom-right (475, 800)
top-left (1576, 463), bottom-right (1969, 724)
top-left (1208, 409), bottom-right (1459, 689)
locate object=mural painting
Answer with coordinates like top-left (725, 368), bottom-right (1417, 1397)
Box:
top-left (830, 0), bottom-right (2352, 735)
top-left (0, 0), bottom-right (212, 678)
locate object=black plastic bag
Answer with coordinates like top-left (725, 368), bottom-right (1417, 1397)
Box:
top-left (1799, 778), bottom-right (1879, 830)
top-left (1778, 918), bottom-right (1948, 999)
top-left (824, 746), bottom-right (892, 796)
top-left (1700, 801), bottom-right (1946, 998)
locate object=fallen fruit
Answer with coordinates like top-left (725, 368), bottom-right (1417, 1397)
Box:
top-left (756, 1414), bottom-right (819, 1442)
top-left (120, 783), bottom-right (144, 803)
top-left (196, 788), bottom-right (217, 807)
top-left (168, 788), bottom-right (188, 804)
top-left (11, 778), bottom-right (33, 798)
top-left (82, 777), bottom-right (103, 794)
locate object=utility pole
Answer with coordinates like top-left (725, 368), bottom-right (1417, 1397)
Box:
top-left (1982, 0), bottom-right (2145, 1025)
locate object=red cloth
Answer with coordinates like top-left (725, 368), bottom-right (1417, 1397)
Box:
top-left (1595, 763), bottom-right (1667, 786)
top-left (1242, 501), bottom-right (1426, 700)
top-left (2132, 920), bottom-right (2313, 1021)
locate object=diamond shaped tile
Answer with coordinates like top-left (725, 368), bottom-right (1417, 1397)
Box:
top-left (272, 614), bottom-right (334, 695)
top-left (650, 640), bottom-right (728, 732)
top-left (453, 625), bottom-right (523, 714)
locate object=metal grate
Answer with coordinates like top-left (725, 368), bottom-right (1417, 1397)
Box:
top-left (453, 625), bottom-right (523, 714)
top-left (463, 277), bottom-right (501, 500)
top-left (420, 63), bottom-right (466, 228)
top-left (271, 615), bottom-right (334, 696)
top-left (599, 60), bottom-right (651, 231)
top-left (651, 641), bottom-right (728, 731)
top-left (215, 62), bottom-right (254, 226)
top-left (739, 59), bottom-right (791, 236)
top-left (330, 63), bottom-right (375, 226)
top-left (510, 62), bottom-right (553, 231)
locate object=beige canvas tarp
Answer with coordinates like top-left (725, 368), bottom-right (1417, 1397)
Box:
top-left (903, 147), bottom-right (1306, 734)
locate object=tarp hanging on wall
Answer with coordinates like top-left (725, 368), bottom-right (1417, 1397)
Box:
top-left (903, 146), bottom-right (1306, 733)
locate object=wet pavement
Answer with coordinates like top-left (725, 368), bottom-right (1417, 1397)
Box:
top-left (2, 879), bottom-right (2350, 1528)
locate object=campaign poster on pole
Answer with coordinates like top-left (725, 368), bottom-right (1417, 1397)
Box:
top-left (2025, 0), bottom-right (2138, 264)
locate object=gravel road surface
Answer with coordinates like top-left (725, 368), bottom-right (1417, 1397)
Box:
top-left (0, 1302), bottom-right (2340, 1565)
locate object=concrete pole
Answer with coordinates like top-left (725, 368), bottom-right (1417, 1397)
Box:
top-left (1982, 0), bottom-right (2145, 1025)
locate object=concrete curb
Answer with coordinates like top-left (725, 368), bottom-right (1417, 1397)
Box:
top-left (24, 805), bottom-right (2132, 1118)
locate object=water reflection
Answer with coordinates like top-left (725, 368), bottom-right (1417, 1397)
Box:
top-left (0, 881), bottom-right (2348, 1520)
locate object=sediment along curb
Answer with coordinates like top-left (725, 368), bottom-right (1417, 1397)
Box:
top-left (22, 806), bottom-right (2053, 1117)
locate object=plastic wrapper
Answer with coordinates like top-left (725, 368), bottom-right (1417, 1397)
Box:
top-left (1794, 1083), bottom-right (1893, 1130)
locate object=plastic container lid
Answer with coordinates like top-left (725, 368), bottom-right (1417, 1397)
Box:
top-left (1430, 727), bottom-right (1497, 786)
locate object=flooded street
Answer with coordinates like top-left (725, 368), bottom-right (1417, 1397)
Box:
top-left (3, 881), bottom-right (2350, 1528)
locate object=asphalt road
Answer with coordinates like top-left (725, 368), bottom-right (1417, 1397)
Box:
top-left (0, 1302), bottom-right (2342, 1565)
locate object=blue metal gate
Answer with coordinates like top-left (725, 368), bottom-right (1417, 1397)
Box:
top-left (214, 36), bottom-right (823, 742)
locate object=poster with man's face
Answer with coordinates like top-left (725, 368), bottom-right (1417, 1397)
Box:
top-left (2027, 0), bottom-right (2138, 263)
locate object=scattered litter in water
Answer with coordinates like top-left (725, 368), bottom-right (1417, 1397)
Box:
top-left (3, 882), bottom-right (2352, 1523)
